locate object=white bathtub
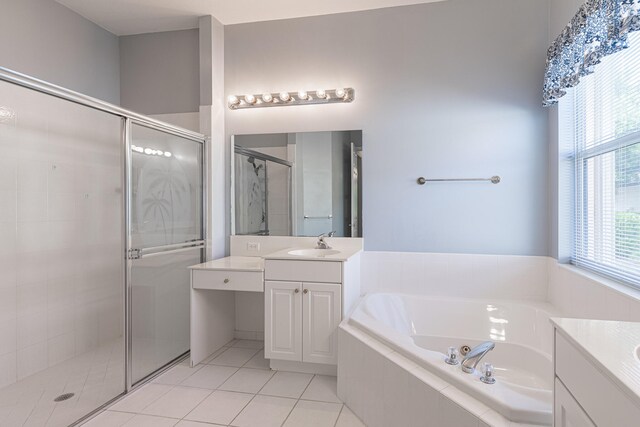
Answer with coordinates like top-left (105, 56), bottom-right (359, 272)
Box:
top-left (347, 293), bottom-right (557, 425)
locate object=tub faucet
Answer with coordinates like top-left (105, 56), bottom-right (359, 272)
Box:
top-left (461, 341), bottom-right (495, 373)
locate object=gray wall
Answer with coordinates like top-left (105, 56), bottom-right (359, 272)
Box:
top-left (225, 0), bottom-right (551, 255)
top-left (120, 29), bottom-right (200, 114)
top-left (0, 0), bottom-right (120, 104)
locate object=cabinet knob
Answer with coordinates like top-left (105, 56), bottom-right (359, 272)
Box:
top-left (223, 278), bottom-right (229, 284)
top-left (303, 289), bottom-right (308, 294)
top-left (294, 288), bottom-right (299, 293)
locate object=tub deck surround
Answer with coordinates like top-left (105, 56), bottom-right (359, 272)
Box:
top-left (341, 293), bottom-right (558, 426)
top-left (551, 318), bottom-right (640, 409)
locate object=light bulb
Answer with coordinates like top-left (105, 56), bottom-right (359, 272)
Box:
top-left (228, 95), bottom-right (239, 106)
top-left (280, 92), bottom-right (291, 102)
top-left (316, 89), bottom-right (327, 99)
top-left (164, 152), bottom-right (172, 158)
top-left (262, 93), bottom-right (273, 103)
top-left (335, 88), bottom-right (346, 99)
top-left (298, 91), bottom-right (309, 100)
top-left (144, 148), bottom-right (152, 155)
top-left (245, 94), bottom-right (256, 104)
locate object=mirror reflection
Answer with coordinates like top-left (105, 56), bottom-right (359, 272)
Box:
top-left (232, 130), bottom-right (363, 237)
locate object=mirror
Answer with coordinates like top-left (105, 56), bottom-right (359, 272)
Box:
top-left (232, 130), bottom-right (363, 237)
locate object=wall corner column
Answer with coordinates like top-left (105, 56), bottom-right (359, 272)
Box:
top-left (199, 15), bottom-right (226, 259)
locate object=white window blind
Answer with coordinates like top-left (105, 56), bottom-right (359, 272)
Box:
top-left (566, 31), bottom-right (640, 288)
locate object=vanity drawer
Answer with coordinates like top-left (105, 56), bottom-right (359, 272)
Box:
top-left (192, 270), bottom-right (264, 292)
top-left (265, 260), bottom-right (342, 283)
top-left (555, 331), bottom-right (640, 427)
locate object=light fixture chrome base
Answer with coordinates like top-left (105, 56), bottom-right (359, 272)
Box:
top-left (229, 88), bottom-right (354, 110)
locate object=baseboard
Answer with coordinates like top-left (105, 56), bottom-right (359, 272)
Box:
top-left (270, 359), bottom-right (337, 376)
top-left (234, 330), bottom-right (264, 341)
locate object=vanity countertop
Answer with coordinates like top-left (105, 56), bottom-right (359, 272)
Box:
top-left (551, 317), bottom-right (640, 405)
top-left (263, 247), bottom-right (362, 262)
top-left (189, 256), bottom-right (264, 272)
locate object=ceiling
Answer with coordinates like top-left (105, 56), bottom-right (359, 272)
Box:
top-left (56, 0), bottom-right (446, 36)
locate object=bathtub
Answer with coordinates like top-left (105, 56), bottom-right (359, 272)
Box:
top-left (345, 293), bottom-right (557, 426)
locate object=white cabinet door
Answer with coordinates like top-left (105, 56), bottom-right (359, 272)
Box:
top-left (554, 378), bottom-right (596, 427)
top-left (265, 281), bottom-right (302, 362)
top-left (302, 282), bottom-right (342, 364)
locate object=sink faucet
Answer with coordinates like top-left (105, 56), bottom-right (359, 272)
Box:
top-left (316, 232), bottom-right (335, 249)
top-left (461, 341), bottom-right (495, 373)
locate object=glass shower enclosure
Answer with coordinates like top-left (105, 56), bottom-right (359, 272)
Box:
top-left (127, 123), bottom-right (204, 385)
top-left (0, 67), bottom-right (205, 426)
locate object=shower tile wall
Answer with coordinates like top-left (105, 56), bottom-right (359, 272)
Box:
top-left (0, 81), bottom-right (124, 389)
top-left (253, 146), bottom-right (290, 236)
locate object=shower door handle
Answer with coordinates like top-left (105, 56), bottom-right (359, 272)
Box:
top-left (128, 240), bottom-right (206, 260)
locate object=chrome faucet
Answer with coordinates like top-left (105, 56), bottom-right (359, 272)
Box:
top-left (461, 341), bottom-right (495, 373)
top-left (316, 232), bottom-right (335, 249)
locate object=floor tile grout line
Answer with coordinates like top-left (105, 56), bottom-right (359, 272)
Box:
top-left (181, 389), bottom-right (255, 425)
top-left (333, 403), bottom-right (346, 427)
top-left (227, 391), bottom-right (260, 427)
top-left (278, 374), bottom-right (317, 427)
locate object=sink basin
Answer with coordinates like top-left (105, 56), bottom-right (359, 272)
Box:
top-left (287, 249), bottom-right (341, 257)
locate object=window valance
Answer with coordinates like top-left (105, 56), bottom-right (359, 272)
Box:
top-left (543, 0), bottom-right (640, 107)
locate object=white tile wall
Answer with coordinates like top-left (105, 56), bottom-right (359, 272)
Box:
top-left (253, 146), bottom-right (291, 237)
top-left (361, 251), bottom-right (548, 300)
top-left (547, 260), bottom-right (640, 322)
top-left (0, 80), bottom-right (124, 389)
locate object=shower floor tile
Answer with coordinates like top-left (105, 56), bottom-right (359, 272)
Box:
top-left (0, 338), bottom-right (125, 427)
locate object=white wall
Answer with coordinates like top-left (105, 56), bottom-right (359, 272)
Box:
top-left (0, 0), bottom-right (120, 104)
top-left (225, 0), bottom-right (550, 255)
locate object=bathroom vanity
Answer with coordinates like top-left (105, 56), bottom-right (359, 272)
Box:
top-left (189, 256), bottom-right (265, 365)
top-left (262, 247), bottom-right (361, 374)
top-left (188, 236), bottom-right (362, 371)
top-left (551, 318), bottom-right (640, 427)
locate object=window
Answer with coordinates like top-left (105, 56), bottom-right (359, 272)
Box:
top-left (564, 32), bottom-right (640, 287)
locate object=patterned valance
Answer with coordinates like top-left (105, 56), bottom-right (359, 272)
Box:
top-left (543, 0), bottom-right (640, 107)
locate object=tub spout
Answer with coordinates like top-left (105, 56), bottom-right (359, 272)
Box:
top-left (461, 341), bottom-right (495, 373)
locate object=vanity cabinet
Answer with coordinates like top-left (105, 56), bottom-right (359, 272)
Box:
top-left (265, 280), bottom-right (342, 365)
top-left (554, 378), bottom-right (595, 427)
top-left (552, 319), bottom-right (640, 427)
top-left (263, 255), bottom-right (360, 370)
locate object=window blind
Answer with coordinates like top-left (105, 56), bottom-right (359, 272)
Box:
top-left (567, 31), bottom-right (640, 288)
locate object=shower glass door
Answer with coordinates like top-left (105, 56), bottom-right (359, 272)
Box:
top-left (127, 122), bottom-right (204, 385)
top-left (0, 78), bottom-right (125, 427)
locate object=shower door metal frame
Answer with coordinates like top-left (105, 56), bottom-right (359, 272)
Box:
top-left (231, 143), bottom-right (293, 236)
top-left (0, 66), bottom-right (208, 407)
top-left (124, 118), bottom-right (207, 390)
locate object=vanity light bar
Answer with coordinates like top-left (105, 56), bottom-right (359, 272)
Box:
top-left (228, 88), bottom-right (354, 110)
top-left (131, 144), bottom-right (172, 158)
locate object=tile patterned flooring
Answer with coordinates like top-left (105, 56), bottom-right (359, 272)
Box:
top-left (0, 339), bottom-right (124, 427)
top-left (84, 340), bottom-right (366, 427)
